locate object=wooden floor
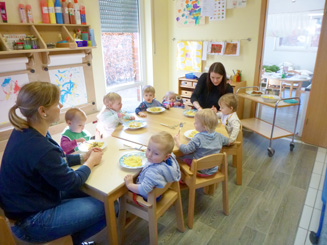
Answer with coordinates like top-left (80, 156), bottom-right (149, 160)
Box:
top-left (92, 130), bottom-right (317, 245)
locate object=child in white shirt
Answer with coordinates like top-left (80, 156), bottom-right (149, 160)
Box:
top-left (162, 91), bottom-right (184, 108)
top-left (217, 93), bottom-right (241, 145)
top-left (96, 92), bottom-right (135, 138)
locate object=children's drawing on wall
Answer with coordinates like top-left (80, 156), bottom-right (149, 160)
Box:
top-left (224, 41), bottom-right (240, 56)
top-left (177, 41), bottom-right (203, 71)
top-left (0, 74), bottom-right (29, 125)
top-left (176, 0), bottom-right (205, 26)
top-left (49, 66), bottom-right (87, 108)
top-left (227, 0), bottom-right (246, 9)
top-left (208, 41), bottom-right (225, 55)
top-left (209, 0), bottom-right (226, 21)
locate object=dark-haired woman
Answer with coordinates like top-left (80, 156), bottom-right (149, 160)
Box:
top-left (191, 62), bottom-right (233, 113)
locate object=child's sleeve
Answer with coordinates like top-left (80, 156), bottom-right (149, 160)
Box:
top-left (228, 119), bottom-right (241, 143)
top-left (179, 137), bottom-right (200, 154)
top-left (135, 102), bottom-right (145, 114)
top-left (60, 136), bottom-right (77, 154)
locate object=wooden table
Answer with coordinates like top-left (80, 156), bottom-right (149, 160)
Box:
top-left (280, 77), bottom-right (310, 97)
top-left (72, 137), bottom-right (145, 245)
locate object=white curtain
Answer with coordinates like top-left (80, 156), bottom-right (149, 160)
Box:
top-left (266, 13), bottom-right (313, 37)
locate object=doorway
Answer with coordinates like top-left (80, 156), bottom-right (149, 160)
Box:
top-left (258, 0), bottom-right (324, 135)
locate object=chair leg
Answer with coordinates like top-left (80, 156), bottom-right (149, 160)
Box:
top-left (236, 145), bottom-right (242, 185)
top-left (203, 184), bottom-right (216, 195)
top-left (174, 183), bottom-right (185, 232)
top-left (148, 207), bottom-right (158, 245)
top-left (187, 188), bottom-right (196, 229)
top-left (222, 180), bottom-right (229, 215)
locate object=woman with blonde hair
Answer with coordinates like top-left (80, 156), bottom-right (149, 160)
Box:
top-left (0, 81), bottom-right (107, 244)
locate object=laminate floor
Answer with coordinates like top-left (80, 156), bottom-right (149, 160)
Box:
top-left (90, 129), bottom-right (318, 245)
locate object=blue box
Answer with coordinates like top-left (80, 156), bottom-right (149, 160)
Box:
top-left (185, 73), bottom-right (198, 79)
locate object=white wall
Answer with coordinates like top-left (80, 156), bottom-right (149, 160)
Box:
top-left (262, 0), bottom-right (325, 72)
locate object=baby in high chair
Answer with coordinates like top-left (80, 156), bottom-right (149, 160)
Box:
top-left (61, 108), bottom-right (91, 154)
top-left (96, 92), bottom-right (135, 138)
top-left (135, 85), bottom-right (170, 117)
top-left (217, 93), bottom-right (241, 145)
top-left (162, 91), bottom-right (184, 108)
top-left (124, 131), bottom-right (181, 199)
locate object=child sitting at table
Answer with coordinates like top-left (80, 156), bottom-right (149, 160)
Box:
top-left (124, 131), bottom-right (181, 199)
top-left (61, 108), bottom-right (91, 154)
top-left (217, 93), bottom-right (241, 145)
top-left (174, 109), bottom-right (229, 176)
top-left (135, 85), bottom-right (170, 117)
top-left (96, 92), bottom-right (135, 139)
top-left (162, 91), bottom-right (184, 108)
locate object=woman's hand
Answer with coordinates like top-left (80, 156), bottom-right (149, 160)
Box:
top-left (193, 101), bottom-right (202, 111)
top-left (211, 106), bottom-right (218, 113)
top-left (84, 148), bottom-right (103, 169)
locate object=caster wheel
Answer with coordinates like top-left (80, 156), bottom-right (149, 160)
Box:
top-left (290, 143), bottom-right (295, 151)
top-left (267, 147), bottom-right (275, 157)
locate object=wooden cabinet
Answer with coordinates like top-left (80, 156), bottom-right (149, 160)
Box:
top-left (178, 77), bottom-right (246, 117)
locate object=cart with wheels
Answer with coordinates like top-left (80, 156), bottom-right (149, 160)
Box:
top-left (236, 86), bottom-right (301, 157)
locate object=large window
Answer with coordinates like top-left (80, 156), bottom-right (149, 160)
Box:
top-left (99, 0), bottom-right (144, 110)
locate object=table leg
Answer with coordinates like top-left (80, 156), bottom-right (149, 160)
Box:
top-left (295, 81), bottom-right (303, 97)
top-left (289, 83), bottom-right (294, 97)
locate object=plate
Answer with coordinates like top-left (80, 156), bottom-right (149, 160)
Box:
top-left (146, 107), bottom-right (165, 113)
top-left (245, 90), bottom-right (263, 96)
top-left (78, 140), bottom-right (107, 152)
top-left (123, 120), bottom-right (147, 130)
top-left (119, 152), bottom-right (147, 169)
top-left (184, 129), bottom-right (199, 140)
top-left (261, 95), bottom-right (280, 103)
top-left (183, 109), bottom-right (197, 117)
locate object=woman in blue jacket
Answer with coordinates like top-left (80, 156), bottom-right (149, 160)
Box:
top-left (0, 81), bottom-right (106, 244)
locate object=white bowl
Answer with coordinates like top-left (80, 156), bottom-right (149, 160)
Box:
top-left (261, 95), bottom-right (280, 103)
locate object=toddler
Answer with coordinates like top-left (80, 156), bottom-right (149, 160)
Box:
top-left (174, 109), bottom-right (229, 175)
top-left (61, 108), bottom-right (91, 154)
top-left (162, 91), bottom-right (184, 108)
top-left (217, 93), bottom-right (241, 144)
top-left (96, 92), bottom-right (135, 138)
top-left (135, 85), bottom-right (170, 117)
top-left (124, 131), bottom-right (181, 199)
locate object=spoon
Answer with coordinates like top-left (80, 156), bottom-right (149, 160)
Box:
top-left (178, 122), bottom-right (183, 134)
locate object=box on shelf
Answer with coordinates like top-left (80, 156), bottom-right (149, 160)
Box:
top-left (185, 73), bottom-right (198, 79)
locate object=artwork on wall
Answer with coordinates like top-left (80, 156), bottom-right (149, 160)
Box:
top-left (208, 42), bottom-right (225, 55)
top-left (226, 0), bottom-right (246, 9)
top-left (224, 41), bottom-right (240, 56)
top-left (209, 0), bottom-right (226, 21)
top-left (0, 74), bottom-right (29, 125)
top-left (177, 41), bottom-right (203, 71)
top-left (176, 0), bottom-right (205, 26)
top-left (49, 66), bottom-right (88, 109)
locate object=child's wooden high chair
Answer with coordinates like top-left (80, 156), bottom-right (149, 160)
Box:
top-left (178, 152), bottom-right (229, 229)
top-left (119, 181), bottom-right (185, 245)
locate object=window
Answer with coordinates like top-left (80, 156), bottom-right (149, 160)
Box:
top-left (99, 0), bottom-right (144, 110)
top-left (274, 13), bottom-right (322, 52)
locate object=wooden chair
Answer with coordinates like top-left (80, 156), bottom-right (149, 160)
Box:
top-left (119, 181), bottom-right (185, 245)
top-left (221, 125), bottom-right (243, 185)
top-left (178, 152), bottom-right (229, 229)
top-left (266, 78), bottom-right (285, 98)
top-left (0, 208), bottom-right (73, 245)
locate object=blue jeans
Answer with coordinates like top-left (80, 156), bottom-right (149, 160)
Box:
top-left (11, 196), bottom-right (107, 244)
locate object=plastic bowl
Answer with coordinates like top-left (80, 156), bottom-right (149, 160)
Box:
top-left (261, 95), bottom-right (280, 103)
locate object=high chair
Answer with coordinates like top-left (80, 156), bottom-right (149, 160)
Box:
top-left (0, 208), bottom-right (73, 245)
top-left (178, 152), bottom-right (229, 229)
top-left (119, 181), bottom-right (185, 245)
top-left (221, 125), bottom-right (243, 185)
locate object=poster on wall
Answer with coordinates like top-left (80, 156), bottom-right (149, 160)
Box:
top-left (49, 66), bottom-right (88, 109)
top-left (226, 0), bottom-right (246, 9)
top-left (177, 41), bottom-right (203, 71)
top-left (224, 41), bottom-right (240, 56)
top-left (209, 0), bottom-right (226, 21)
top-left (0, 74), bottom-right (29, 125)
top-left (208, 41), bottom-right (225, 55)
top-left (176, 0), bottom-right (205, 26)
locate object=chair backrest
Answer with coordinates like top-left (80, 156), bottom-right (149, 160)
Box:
top-left (267, 78), bottom-right (282, 87)
top-left (146, 182), bottom-right (173, 204)
top-left (191, 153), bottom-right (226, 173)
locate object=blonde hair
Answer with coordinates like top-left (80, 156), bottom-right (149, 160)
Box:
top-left (103, 92), bottom-right (121, 106)
top-left (163, 91), bottom-right (177, 100)
top-left (195, 109), bottom-right (218, 133)
top-left (8, 81), bottom-right (60, 131)
top-left (65, 108), bottom-right (87, 123)
top-left (150, 131), bottom-right (174, 154)
top-left (218, 93), bottom-right (238, 111)
top-left (143, 85), bottom-right (155, 95)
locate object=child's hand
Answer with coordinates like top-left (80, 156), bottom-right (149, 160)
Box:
top-left (117, 112), bottom-right (125, 118)
top-left (76, 138), bottom-right (86, 143)
top-left (175, 101), bottom-right (181, 106)
top-left (138, 112), bottom-right (147, 117)
top-left (130, 116), bottom-right (135, 120)
top-left (124, 175), bottom-right (134, 186)
top-left (173, 132), bottom-right (180, 141)
top-left (211, 106), bottom-right (218, 113)
top-left (165, 105), bottom-right (170, 109)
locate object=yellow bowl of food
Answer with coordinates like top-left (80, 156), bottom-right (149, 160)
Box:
top-left (261, 95), bottom-right (280, 103)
